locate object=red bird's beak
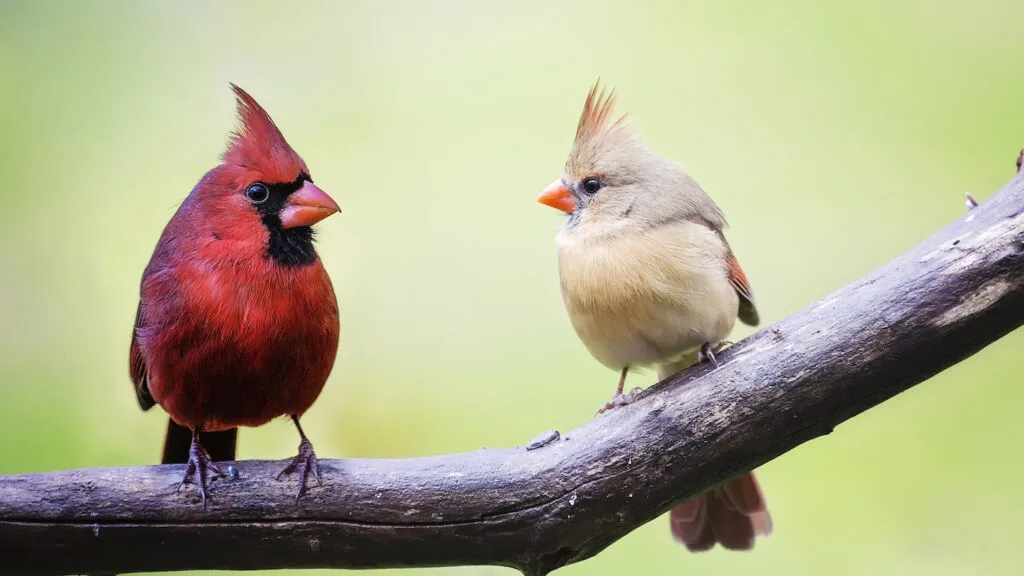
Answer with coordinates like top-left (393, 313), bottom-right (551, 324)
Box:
top-left (280, 181), bottom-right (341, 229)
top-left (537, 180), bottom-right (576, 213)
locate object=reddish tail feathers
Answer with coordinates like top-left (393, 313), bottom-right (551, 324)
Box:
top-left (670, 472), bottom-right (772, 551)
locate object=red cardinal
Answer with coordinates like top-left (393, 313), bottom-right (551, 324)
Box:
top-left (129, 84), bottom-right (341, 503)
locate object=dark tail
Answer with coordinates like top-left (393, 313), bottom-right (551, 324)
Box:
top-left (161, 419), bottom-right (238, 464)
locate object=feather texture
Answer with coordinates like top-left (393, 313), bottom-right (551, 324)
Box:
top-left (574, 81), bottom-right (626, 147)
top-left (670, 473), bottom-right (773, 552)
top-left (133, 210), bottom-right (339, 431)
top-left (223, 84), bottom-right (308, 184)
top-left (545, 82), bottom-right (769, 552)
top-left (726, 254), bottom-right (759, 326)
top-left (130, 85), bottom-right (340, 470)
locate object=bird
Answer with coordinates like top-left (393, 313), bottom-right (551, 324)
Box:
top-left (536, 82), bottom-right (771, 551)
top-left (129, 84), bottom-right (341, 504)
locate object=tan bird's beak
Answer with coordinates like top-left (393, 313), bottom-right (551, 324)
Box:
top-left (280, 181), bottom-right (341, 228)
top-left (537, 180), bottom-right (577, 214)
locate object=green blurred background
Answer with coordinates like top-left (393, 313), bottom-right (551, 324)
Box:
top-left (2, 1), bottom-right (1023, 574)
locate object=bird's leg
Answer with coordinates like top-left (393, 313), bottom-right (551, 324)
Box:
top-left (176, 427), bottom-right (224, 508)
top-left (595, 366), bottom-right (642, 416)
top-left (697, 342), bottom-right (719, 366)
top-left (277, 415), bottom-right (321, 502)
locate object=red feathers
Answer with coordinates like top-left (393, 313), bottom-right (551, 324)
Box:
top-left (133, 250), bottom-right (339, 431)
top-left (670, 472), bottom-right (773, 551)
top-left (727, 254), bottom-right (760, 326)
top-left (223, 84), bottom-right (308, 184)
top-left (726, 255), bottom-right (753, 302)
top-left (130, 85), bottom-right (340, 502)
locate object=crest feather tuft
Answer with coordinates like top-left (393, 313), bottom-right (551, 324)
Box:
top-left (222, 84), bottom-right (306, 180)
top-left (574, 80), bottom-right (627, 147)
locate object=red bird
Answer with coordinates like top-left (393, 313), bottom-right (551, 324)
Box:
top-left (129, 85), bottom-right (341, 503)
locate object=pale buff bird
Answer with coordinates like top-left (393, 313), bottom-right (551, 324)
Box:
top-left (537, 83), bottom-right (771, 551)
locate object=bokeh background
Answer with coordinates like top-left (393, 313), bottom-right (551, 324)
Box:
top-left (2, 1), bottom-right (1023, 574)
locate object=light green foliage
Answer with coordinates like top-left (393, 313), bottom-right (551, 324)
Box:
top-left (0, 1), bottom-right (1022, 574)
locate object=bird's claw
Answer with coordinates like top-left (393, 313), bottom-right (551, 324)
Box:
top-left (595, 386), bottom-right (644, 416)
top-left (697, 342), bottom-right (720, 366)
top-left (278, 437), bottom-right (321, 502)
top-left (176, 440), bottom-right (224, 509)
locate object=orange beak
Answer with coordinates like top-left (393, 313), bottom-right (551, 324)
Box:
top-left (537, 180), bottom-right (577, 213)
top-left (279, 181), bottom-right (341, 229)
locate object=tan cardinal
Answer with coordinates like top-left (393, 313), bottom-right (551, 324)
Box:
top-left (537, 83), bottom-right (771, 551)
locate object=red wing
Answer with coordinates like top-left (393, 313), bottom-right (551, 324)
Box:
top-left (130, 301), bottom-right (156, 410)
top-left (727, 255), bottom-right (760, 326)
top-left (727, 255), bottom-right (753, 301)
top-left (130, 228), bottom-right (176, 412)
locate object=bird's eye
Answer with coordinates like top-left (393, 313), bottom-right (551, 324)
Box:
top-left (582, 178), bottom-right (603, 194)
top-left (245, 183), bottom-right (269, 204)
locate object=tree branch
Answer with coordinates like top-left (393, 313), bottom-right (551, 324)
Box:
top-left (2, 164), bottom-right (1023, 576)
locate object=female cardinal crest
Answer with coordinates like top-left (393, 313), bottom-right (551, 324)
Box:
top-left (129, 84), bottom-right (341, 505)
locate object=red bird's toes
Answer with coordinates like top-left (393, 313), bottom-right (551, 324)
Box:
top-left (176, 436), bottom-right (226, 509)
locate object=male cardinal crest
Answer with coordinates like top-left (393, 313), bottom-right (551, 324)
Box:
top-left (537, 83), bottom-right (771, 551)
top-left (129, 84), bottom-right (341, 504)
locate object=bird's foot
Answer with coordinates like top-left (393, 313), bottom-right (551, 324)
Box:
top-left (176, 438), bottom-right (224, 508)
top-left (277, 436), bottom-right (321, 502)
top-left (697, 342), bottom-right (720, 366)
top-left (713, 340), bottom-right (734, 353)
top-left (595, 386), bottom-right (644, 416)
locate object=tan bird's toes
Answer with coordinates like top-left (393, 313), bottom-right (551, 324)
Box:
top-left (713, 341), bottom-right (734, 353)
top-left (697, 342), bottom-right (719, 366)
top-left (595, 387), bottom-right (644, 416)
